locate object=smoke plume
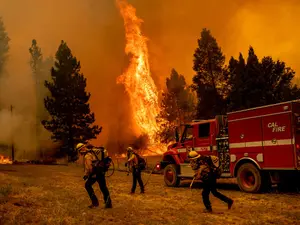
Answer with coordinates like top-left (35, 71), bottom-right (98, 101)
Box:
top-left (0, 0), bottom-right (299, 156)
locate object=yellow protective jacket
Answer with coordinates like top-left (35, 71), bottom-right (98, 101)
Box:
top-left (84, 148), bottom-right (108, 176)
top-left (84, 152), bottom-right (96, 177)
top-left (127, 153), bottom-right (138, 169)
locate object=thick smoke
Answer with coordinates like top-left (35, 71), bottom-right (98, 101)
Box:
top-left (0, 0), bottom-right (299, 156)
top-left (0, 31), bottom-right (54, 160)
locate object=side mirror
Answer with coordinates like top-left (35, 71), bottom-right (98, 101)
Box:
top-left (175, 128), bottom-right (180, 142)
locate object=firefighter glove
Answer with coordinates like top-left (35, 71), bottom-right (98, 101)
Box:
top-left (83, 175), bottom-right (88, 180)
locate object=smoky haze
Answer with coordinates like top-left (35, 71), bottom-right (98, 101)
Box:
top-left (0, 0), bottom-right (299, 156)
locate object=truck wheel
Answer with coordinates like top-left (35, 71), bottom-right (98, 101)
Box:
top-left (237, 163), bottom-right (262, 193)
top-left (164, 164), bottom-right (180, 187)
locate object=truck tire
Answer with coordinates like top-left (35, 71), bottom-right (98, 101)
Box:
top-left (164, 164), bottom-right (180, 187)
top-left (237, 163), bottom-right (262, 193)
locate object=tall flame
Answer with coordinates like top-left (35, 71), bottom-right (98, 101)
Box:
top-left (116, 0), bottom-right (162, 150)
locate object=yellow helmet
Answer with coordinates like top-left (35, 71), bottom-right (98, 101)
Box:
top-left (76, 143), bottom-right (86, 152)
top-left (127, 146), bottom-right (133, 152)
top-left (188, 151), bottom-right (201, 160)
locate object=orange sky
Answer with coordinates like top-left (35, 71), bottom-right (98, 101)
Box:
top-left (0, 0), bottom-right (299, 147)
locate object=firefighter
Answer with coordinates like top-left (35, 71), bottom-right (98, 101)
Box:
top-left (188, 151), bottom-right (234, 213)
top-left (126, 146), bottom-right (145, 194)
top-left (76, 143), bottom-right (112, 209)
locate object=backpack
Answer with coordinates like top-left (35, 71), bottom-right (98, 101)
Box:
top-left (208, 156), bottom-right (222, 179)
top-left (134, 153), bottom-right (146, 170)
top-left (91, 147), bottom-right (112, 173)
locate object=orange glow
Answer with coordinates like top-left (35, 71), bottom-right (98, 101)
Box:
top-left (116, 0), bottom-right (166, 155)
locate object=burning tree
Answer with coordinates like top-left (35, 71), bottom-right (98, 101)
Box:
top-left (0, 17), bottom-right (10, 75)
top-left (42, 41), bottom-right (102, 161)
top-left (116, 0), bottom-right (166, 154)
top-left (192, 28), bottom-right (227, 119)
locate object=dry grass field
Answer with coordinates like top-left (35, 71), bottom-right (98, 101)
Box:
top-left (0, 164), bottom-right (300, 225)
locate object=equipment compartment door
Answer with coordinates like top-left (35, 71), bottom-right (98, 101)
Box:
top-left (262, 113), bottom-right (294, 168)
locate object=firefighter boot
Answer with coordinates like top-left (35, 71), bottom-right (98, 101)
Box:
top-left (88, 194), bottom-right (99, 208)
top-left (88, 204), bottom-right (99, 209)
top-left (104, 196), bottom-right (112, 209)
top-left (203, 208), bottom-right (213, 213)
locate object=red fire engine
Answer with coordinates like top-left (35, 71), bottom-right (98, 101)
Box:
top-left (159, 100), bottom-right (300, 193)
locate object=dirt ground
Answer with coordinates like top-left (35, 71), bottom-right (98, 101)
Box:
top-left (0, 164), bottom-right (300, 225)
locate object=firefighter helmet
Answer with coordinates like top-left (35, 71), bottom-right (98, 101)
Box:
top-left (76, 143), bottom-right (86, 152)
top-left (188, 151), bottom-right (201, 160)
top-left (127, 146), bottom-right (133, 152)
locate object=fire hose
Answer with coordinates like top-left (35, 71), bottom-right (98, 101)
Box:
top-left (105, 160), bottom-right (115, 177)
top-left (143, 161), bottom-right (161, 187)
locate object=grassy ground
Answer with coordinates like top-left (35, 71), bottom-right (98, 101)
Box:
top-left (0, 164), bottom-right (300, 225)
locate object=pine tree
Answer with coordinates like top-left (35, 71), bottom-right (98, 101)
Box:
top-left (0, 17), bottom-right (10, 74)
top-left (226, 46), bottom-right (300, 111)
top-left (226, 54), bottom-right (246, 111)
top-left (260, 56), bottom-right (299, 102)
top-left (29, 40), bottom-right (53, 122)
top-left (244, 46), bottom-right (266, 108)
top-left (157, 69), bottom-right (195, 143)
top-left (29, 40), bottom-right (54, 158)
top-left (42, 41), bottom-right (101, 160)
top-left (192, 28), bottom-right (227, 119)
top-left (29, 39), bottom-right (43, 158)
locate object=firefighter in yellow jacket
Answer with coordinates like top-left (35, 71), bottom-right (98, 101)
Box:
top-left (126, 147), bottom-right (145, 194)
top-left (76, 143), bottom-right (112, 209)
top-left (188, 151), bottom-right (233, 213)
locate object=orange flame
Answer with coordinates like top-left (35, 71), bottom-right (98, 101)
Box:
top-left (0, 154), bottom-right (13, 164)
top-left (116, 0), bottom-right (166, 155)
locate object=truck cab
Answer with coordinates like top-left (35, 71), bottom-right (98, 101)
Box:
top-left (160, 116), bottom-right (230, 187)
top-left (160, 100), bottom-right (300, 193)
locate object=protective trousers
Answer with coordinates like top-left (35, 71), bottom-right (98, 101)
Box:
top-left (131, 167), bottom-right (144, 193)
top-left (202, 173), bottom-right (232, 210)
top-left (85, 172), bottom-right (111, 207)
